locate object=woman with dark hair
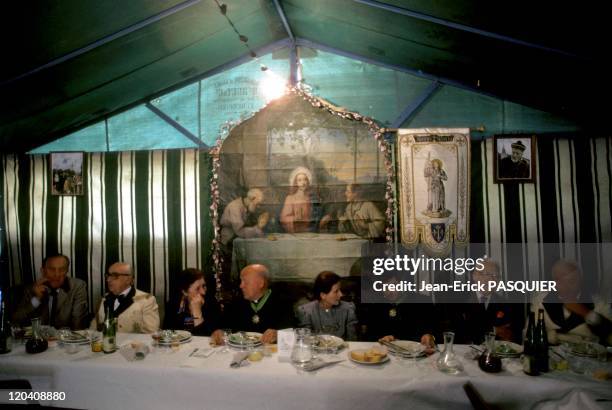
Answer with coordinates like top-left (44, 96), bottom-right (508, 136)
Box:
top-left (164, 268), bottom-right (222, 336)
top-left (295, 271), bottom-right (358, 340)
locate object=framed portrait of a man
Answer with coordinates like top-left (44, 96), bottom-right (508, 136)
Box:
top-left (493, 135), bottom-right (536, 183)
top-left (50, 151), bottom-right (85, 196)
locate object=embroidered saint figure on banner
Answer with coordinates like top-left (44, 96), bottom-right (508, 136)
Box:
top-left (396, 128), bottom-right (470, 255)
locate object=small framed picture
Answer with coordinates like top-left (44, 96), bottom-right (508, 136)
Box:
top-left (493, 135), bottom-right (536, 183)
top-left (50, 152), bottom-right (85, 196)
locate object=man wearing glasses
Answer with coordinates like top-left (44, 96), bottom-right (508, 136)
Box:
top-left (91, 262), bottom-right (160, 333)
top-left (11, 254), bottom-right (88, 329)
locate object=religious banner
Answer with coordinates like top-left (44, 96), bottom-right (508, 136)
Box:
top-left (396, 128), bottom-right (470, 255)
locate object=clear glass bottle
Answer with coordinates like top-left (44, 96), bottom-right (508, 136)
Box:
top-left (291, 328), bottom-right (313, 366)
top-left (436, 331), bottom-right (463, 374)
top-left (25, 317), bottom-right (48, 354)
top-left (478, 332), bottom-right (502, 373)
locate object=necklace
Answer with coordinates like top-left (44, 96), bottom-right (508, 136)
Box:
top-left (250, 289), bottom-right (271, 324)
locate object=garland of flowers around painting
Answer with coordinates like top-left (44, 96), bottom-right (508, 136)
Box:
top-left (209, 85), bottom-right (396, 301)
top-left (209, 136), bottom-right (225, 303)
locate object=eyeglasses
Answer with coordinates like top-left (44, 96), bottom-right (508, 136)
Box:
top-left (105, 272), bottom-right (131, 279)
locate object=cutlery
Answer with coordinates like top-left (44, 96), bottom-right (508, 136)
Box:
top-left (380, 340), bottom-right (423, 356)
top-left (69, 331), bottom-right (87, 340)
top-left (188, 348), bottom-right (199, 358)
top-left (469, 345), bottom-right (484, 354)
top-left (302, 359), bottom-right (345, 372)
top-left (379, 340), bottom-right (410, 352)
top-left (550, 349), bottom-right (565, 360)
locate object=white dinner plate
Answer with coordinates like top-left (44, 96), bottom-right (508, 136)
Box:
top-left (385, 340), bottom-right (426, 358)
top-left (61, 331), bottom-right (90, 345)
top-left (152, 330), bottom-right (192, 346)
top-left (314, 335), bottom-right (346, 352)
top-left (494, 341), bottom-right (523, 357)
top-left (228, 332), bottom-right (263, 348)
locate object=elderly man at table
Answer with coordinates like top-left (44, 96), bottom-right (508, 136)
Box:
top-left (91, 262), bottom-right (160, 333)
top-left (450, 259), bottom-right (522, 344)
top-left (531, 259), bottom-right (611, 345)
top-left (220, 188), bottom-right (270, 246)
top-left (214, 264), bottom-right (292, 344)
top-left (11, 254), bottom-right (88, 329)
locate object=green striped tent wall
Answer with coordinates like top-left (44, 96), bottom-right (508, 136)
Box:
top-left (1, 136), bottom-right (611, 315)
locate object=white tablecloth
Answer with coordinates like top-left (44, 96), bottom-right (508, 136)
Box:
top-left (1, 335), bottom-right (611, 410)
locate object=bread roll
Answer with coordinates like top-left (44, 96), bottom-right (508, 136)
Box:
top-left (365, 347), bottom-right (386, 362)
top-left (351, 350), bottom-right (366, 361)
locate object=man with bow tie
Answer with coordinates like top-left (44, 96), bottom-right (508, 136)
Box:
top-left (11, 254), bottom-right (88, 329)
top-left (91, 262), bottom-right (160, 333)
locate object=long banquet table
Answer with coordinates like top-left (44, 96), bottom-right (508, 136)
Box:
top-left (1, 334), bottom-right (611, 410)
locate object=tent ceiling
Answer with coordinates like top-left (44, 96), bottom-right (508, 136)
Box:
top-left (1, 0), bottom-right (607, 152)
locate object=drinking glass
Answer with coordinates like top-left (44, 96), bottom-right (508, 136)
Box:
top-left (89, 331), bottom-right (103, 353)
top-left (11, 325), bottom-right (25, 344)
top-left (58, 327), bottom-right (71, 348)
top-left (221, 329), bottom-right (232, 353)
top-left (65, 342), bottom-right (80, 354)
top-left (291, 329), bottom-right (313, 367)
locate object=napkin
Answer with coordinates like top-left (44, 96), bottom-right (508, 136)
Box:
top-left (277, 328), bottom-right (295, 363)
top-left (180, 348), bottom-right (216, 368)
top-left (230, 352), bottom-right (250, 368)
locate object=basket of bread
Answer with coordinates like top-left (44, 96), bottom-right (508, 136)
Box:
top-left (349, 346), bottom-right (389, 365)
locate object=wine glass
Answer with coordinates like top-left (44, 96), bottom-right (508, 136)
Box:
top-left (58, 327), bottom-right (71, 348)
top-left (221, 329), bottom-right (232, 353)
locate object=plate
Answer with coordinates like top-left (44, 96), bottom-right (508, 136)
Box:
top-left (313, 335), bottom-right (346, 352)
top-left (152, 330), bottom-right (192, 346)
top-left (569, 343), bottom-right (598, 358)
top-left (494, 341), bottom-right (523, 357)
top-left (385, 340), bottom-right (426, 358)
top-left (228, 332), bottom-right (263, 348)
top-left (348, 348), bottom-right (390, 365)
top-left (60, 331), bottom-right (90, 345)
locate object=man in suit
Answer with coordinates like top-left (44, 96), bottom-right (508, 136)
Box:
top-left (11, 254), bottom-right (88, 329)
top-left (91, 262), bottom-right (160, 333)
top-left (498, 140), bottom-right (530, 179)
top-left (452, 259), bottom-right (523, 344)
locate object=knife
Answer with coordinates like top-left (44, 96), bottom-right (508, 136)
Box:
top-left (379, 340), bottom-right (416, 354)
